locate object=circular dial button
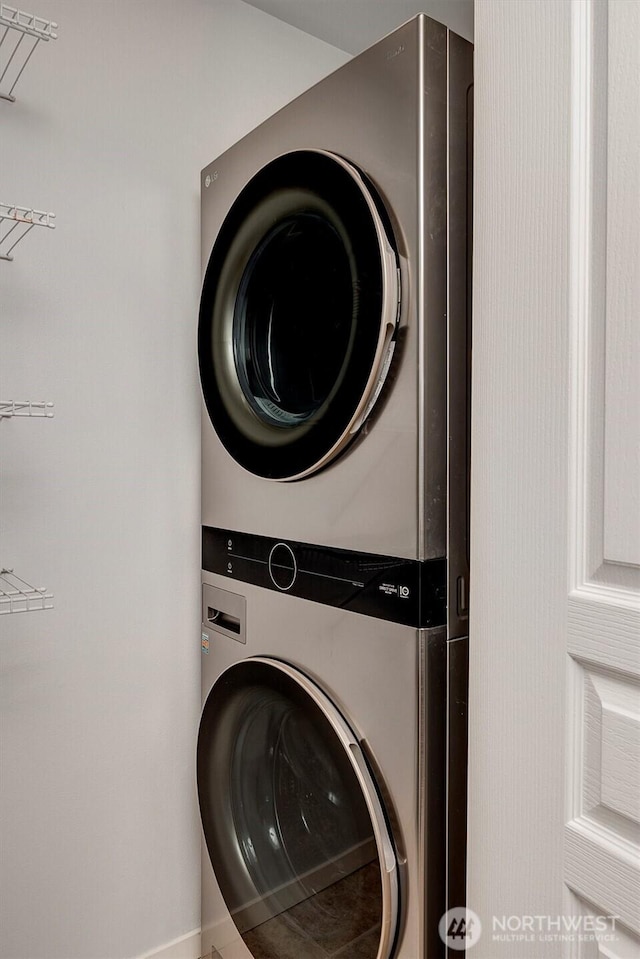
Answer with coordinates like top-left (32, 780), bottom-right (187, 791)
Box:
top-left (268, 543), bottom-right (297, 591)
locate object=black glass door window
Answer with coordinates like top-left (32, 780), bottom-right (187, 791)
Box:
top-left (198, 151), bottom-right (399, 480)
top-left (197, 659), bottom-right (399, 959)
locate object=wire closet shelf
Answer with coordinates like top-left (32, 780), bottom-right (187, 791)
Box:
top-left (0, 203), bottom-right (56, 260)
top-left (1, 9), bottom-right (57, 617)
top-left (0, 4), bottom-right (57, 102)
top-left (0, 568), bottom-right (53, 614)
top-left (0, 400), bottom-right (54, 418)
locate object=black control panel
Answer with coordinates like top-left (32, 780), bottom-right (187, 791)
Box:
top-left (202, 526), bottom-right (446, 628)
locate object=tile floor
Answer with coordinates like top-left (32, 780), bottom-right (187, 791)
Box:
top-left (240, 861), bottom-right (382, 959)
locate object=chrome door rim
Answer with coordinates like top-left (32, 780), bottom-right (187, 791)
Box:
top-left (290, 151), bottom-right (400, 480)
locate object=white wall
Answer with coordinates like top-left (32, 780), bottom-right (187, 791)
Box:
top-left (241, 0), bottom-right (474, 51)
top-left (0, 3), bottom-right (348, 957)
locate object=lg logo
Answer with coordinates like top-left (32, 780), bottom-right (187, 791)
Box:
top-left (204, 171), bottom-right (219, 188)
top-left (385, 43), bottom-right (406, 61)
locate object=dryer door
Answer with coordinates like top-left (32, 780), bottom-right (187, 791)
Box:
top-left (197, 657), bottom-right (400, 959)
top-left (198, 150), bottom-right (400, 480)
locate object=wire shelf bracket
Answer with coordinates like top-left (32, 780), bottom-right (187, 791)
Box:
top-left (0, 568), bottom-right (53, 614)
top-left (0, 400), bottom-right (54, 418)
top-left (0, 203), bottom-right (55, 260)
top-left (0, 4), bottom-right (57, 102)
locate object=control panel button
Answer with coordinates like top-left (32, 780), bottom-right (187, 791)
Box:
top-left (268, 543), bottom-right (297, 591)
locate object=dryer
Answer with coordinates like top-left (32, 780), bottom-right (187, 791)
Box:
top-left (198, 14), bottom-right (473, 592)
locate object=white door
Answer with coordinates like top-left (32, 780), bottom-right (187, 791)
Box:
top-left (467, 1), bottom-right (640, 957)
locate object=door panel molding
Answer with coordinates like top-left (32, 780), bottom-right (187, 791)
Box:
top-left (568, 0), bottom-right (640, 596)
top-left (565, 891), bottom-right (639, 959)
top-left (567, 0), bottom-right (640, 948)
top-left (564, 818), bottom-right (640, 936)
top-left (568, 596), bottom-right (640, 674)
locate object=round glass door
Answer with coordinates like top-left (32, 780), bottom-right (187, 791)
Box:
top-left (198, 150), bottom-right (400, 480)
top-left (197, 658), bottom-right (400, 959)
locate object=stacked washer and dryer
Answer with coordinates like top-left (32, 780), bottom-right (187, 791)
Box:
top-left (197, 15), bottom-right (473, 959)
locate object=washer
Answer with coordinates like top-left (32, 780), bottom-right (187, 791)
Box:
top-left (198, 14), bottom-right (473, 580)
top-left (199, 546), bottom-right (467, 959)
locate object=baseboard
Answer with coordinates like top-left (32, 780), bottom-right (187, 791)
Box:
top-left (137, 928), bottom-right (201, 959)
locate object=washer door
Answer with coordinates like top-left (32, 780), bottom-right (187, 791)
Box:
top-left (198, 150), bottom-right (400, 480)
top-left (197, 657), bottom-right (400, 959)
